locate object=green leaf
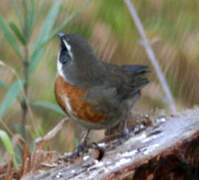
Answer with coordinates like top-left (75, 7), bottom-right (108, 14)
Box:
top-left (0, 80), bottom-right (9, 90)
top-left (27, 0), bottom-right (35, 33)
top-left (22, 0), bottom-right (35, 38)
top-left (32, 0), bottom-right (47, 29)
top-left (0, 130), bottom-right (18, 168)
top-left (0, 80), bottom-right (22, 119)
top-left (9, 22), bottom-right (26, 45)
top-left (29, 0), bottom-right (62, 74)
top-left (32, 101), bottom-right (65, 115)
top-left (0, 15), bottom-right (22, 58)
top-left (31, 0), bottom-right (93, 66)
top-left (29, 49), bottom-right (45, 75)
top-left (10, 0), bottom-right (24, 28)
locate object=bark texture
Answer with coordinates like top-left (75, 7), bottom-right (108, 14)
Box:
top-left (22, 107), bottom-right (199, 180)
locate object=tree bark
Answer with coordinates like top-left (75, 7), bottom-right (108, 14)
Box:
top-left (22, 107), bottom-right (199, 180)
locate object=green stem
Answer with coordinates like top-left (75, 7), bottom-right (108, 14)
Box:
top-left (21, 44), bottom-right (29, 139)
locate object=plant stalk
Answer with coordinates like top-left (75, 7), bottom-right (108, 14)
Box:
top-left (21, 44), bottom-right (29, 139)
top-left (124, 0), bottom-right (177, 114)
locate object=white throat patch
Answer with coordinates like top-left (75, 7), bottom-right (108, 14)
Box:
top-left (57, 50), bottom-right (65, 79)
top-left (63, 39), bottom-right (71, 51)
top-left (57, 39), bottom-right (74, 81)
top-left (63, 40), bottom-right (73, 60)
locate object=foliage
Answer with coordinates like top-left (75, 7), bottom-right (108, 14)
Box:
top-left (0, 129), bottom-right (18, 168)
top-left (0, 0), bottom-right (92, 167)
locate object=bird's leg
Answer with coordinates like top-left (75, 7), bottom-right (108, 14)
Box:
top-left (73, 129), bottom-right (90, 156)
top-left (122, 117), bottom-right (130, 137)
top-left (104, 118), bottom-right (130, 141)
top-left (102, 119), bottom-right (130, 145)
top-left (64, 129), bottom-right (90, 161)
top-left (80, 128), bottom-right (90, 145)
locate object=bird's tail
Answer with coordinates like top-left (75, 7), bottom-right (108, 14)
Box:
top-left (122, 64), bottom-right (149, 98)
top-left (122, 64), bottom-right (149, 75)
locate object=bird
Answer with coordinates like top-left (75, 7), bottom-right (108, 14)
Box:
top-left (55, 32), bottom-right (149, 156)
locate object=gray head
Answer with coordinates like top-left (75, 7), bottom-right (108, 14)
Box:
top-left (57, 33), bottom-right (97, 85)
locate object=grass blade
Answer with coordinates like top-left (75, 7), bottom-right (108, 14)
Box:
top-left (32, 0), bottom-right (47, 27)
top-left (22, 0), bottom-right (34, 38)
top-left (9, 22), bottom-right (26, 45)
top-left (0, 129), bottom-right (18, 168)
top-left (29, 0), bottom-right (62, 74)
top-left (29, 49), bottom-right (45, 75)
top-left (0, 80), bottom-right (22, 119)
top-left (32, 101), bottom-right (65, 115)
top-left (31, 0), bottom-right (93, 62)
top-left (0, 15), bottom-right (22, 58)
top-left (10, 0), bottom-right (24, 28)
top-left (0, 80), bottom-right (9, 90)
top-left (27, 0), bottom-right (35, 34)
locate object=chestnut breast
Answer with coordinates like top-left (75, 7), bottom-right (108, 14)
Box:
top-left (55, 75), bottom-right (107, 124)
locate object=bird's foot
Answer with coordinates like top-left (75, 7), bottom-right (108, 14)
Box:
top-left (75, 143), bottom-right (88, 155)
top-left (88, 142), bottom-right (105, 161)
top-left (64, 142), bottom-right (105, 162)
top-left (64, 143), bottom-right (88, 161)
top-left (121, 127), bottom-right (131, 139)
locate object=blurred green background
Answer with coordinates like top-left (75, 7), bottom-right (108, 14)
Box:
top-left (0, 0), bottom-right (199, 165)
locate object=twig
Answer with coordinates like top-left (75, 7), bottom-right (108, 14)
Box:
top-left (35, 118), bottom-right (69, 148)
top-left (21, 0), bottom-right (31, 139)
top-left (0, 60), bottom-right (37, 139)
top-left (124, 0), bottom-right (177, 114)
top-left (21, 45), bottom-right (29, 139)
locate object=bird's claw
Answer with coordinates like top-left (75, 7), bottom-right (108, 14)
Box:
top-left (121, 128), bottom-right (130, 139)
top-left (64, 144), bottom-right (88, 161)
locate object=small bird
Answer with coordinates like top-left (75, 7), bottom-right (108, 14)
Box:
top-left (55, 32), bottom-right (149, 156)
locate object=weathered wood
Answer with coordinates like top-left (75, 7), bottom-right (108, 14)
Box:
top-left (22, 107), bottom-right (199, 180)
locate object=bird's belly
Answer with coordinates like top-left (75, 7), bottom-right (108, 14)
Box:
top-left (55, 75), bottom-right (109, 128)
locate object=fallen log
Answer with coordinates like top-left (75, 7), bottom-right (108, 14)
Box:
top-left (22, 107), bottom-right (199, 180)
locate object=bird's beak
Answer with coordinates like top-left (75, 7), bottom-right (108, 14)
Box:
top-left (57, 32), bottom-right (66, 48)
top-left (57, 32), bottom-right (65, 40)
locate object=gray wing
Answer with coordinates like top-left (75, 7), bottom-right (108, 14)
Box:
top-left (84, 86), bottom-right (120, 114)
top-left (84, 63), bottom-right (149, 114)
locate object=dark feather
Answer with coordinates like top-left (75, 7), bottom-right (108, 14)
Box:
top-left (122, 64), bottom-right (149, 74)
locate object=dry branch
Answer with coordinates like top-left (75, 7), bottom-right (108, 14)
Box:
top-left (21, 107), bottom-right (199, 180)
top-left (124, 0), bottom-right (177, 114)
